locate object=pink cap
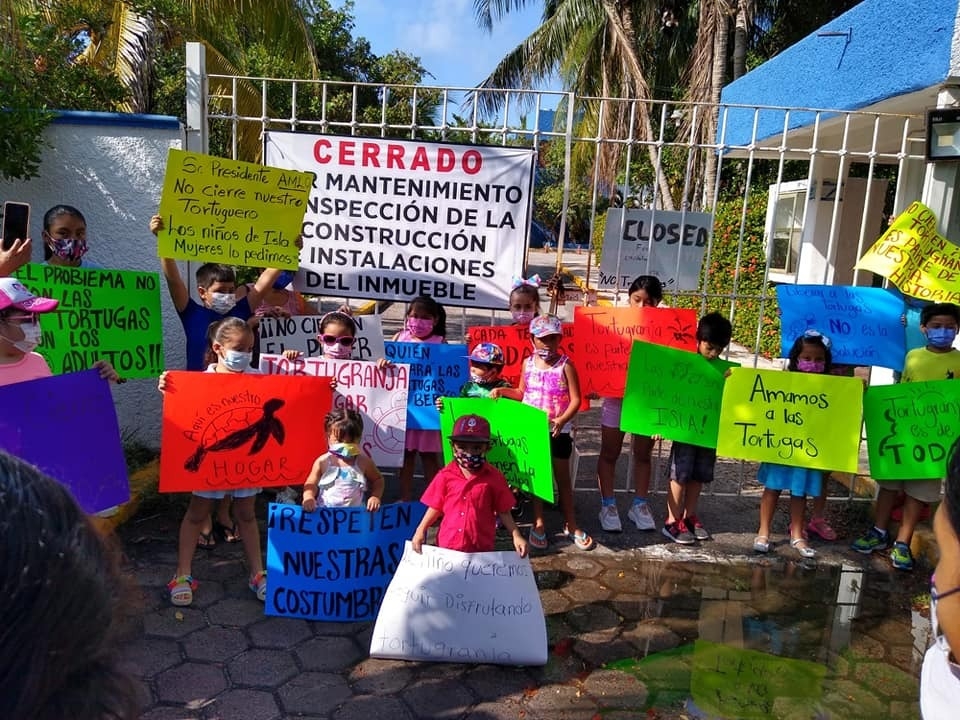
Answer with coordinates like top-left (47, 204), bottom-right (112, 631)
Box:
top-left (0, 278), bottom-right (59, 313)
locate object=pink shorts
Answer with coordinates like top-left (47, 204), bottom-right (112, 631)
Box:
top-left (600, 397), bottom-right (622, 429)
top-left (405, 429), bottom-right (442, 454)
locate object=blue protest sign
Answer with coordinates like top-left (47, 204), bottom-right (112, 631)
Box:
top-left (776, 285), bottom-right (906, 371)
top-left (384, 342), bottom-right (470, 430)
top-left (265, 501), bottom-right (426, 621)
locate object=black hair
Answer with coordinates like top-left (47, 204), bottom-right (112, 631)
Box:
top-left (946, 436), bottom-right (960, 537)
top-left (627, 275), bottom-right (663, 304)
top-left (697, 312), bottom-right (732, 347)
top-left (320, 311), bottom-right (357, 336)
top-left (406, 295), bottom-right (446, 338)
top-left (42, 205), bottom-right (86, 261)
top-left (0, 451), bottom-right (141, 720)
top-left (324, 408), bottom-right (364, 442)
top-left (195, 263), bottom-right (236, 290)
top-left (509, 283), bottom-right (541, 311)
top-left (921, 303), bottom-right (960, 326)
top-left (786, 332), bottom-right (833, 373)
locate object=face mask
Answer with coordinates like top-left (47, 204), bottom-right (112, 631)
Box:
top-left (406, 317), bottom-right (434, 339)
top-left (470, 371), bottom-right (497, 386)
top-left (796, 359), bottom-right (825, 373)
top-left (927, 327), bottom-right (957, 349)
top-left (512, 310), bottom-right (535, 325)
top-left (46, 234), bottom-right (88, 261)
top-left (208, 292), bottom-right (237, 314)
top-left (273, 271), bottom-right (296, 289)
top-left (454, 448), bottom-right (485, 470)
top-left (330, 442), bottom-right (360, 459)
top-left (322, 340), bottom-right (353, 359)
top-left (220, 349), bottom-right (251, 372)
top-left (1, 321), bottom-right (41, 353)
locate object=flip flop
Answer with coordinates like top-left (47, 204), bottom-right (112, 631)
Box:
top-left (249, 571), bottom-right (267, 602)
top-left (528, 527), bottom-right (549, 550)
top-left (168, 575), bottom-right (198, 607)
top-left (563, 525), bottom-right (596, 551)
top-left (197, 531), bottom-right (216, 549)
top-left (213, 520), bottom-right (241, 543)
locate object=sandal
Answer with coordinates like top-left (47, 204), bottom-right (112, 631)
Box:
top-left (790, 537), bottom-right (816, 559)
top-left (806, 516), bottom-right (837, 542)
top-left (213, 520), bottom-right (241, 543)
top-left (753, 535), bottom-right (770, 553)
top-left (249, 571), bottom-right (267, 602)
top-left (197, 530), bottom-right (216, 549)
top-left (168, 575), bottom-right (198, 607)
top-left (563, 525), bottom-right (596, 551)
top-left (528, 527), bottom-right (549, 550)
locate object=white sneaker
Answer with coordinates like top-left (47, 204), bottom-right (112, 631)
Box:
top-left (599, 505), bottom-right (623, 533)
top-left (627, 502), bottom-right (656, 531)
top-left (275, 486), bottom-right (299, 505)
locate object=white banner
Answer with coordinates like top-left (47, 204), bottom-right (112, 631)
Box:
top-left (598, 208), bottom-right (712, 292)
top-left (370, 542), bottom-right (547, 666)
top-left (259, 314), bottom-right (386, 362)
top-left (264, 132), bottom-right (536, 309)
top-left (258, 354), bottom-right (408, 468)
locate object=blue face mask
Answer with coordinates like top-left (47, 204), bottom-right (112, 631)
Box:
top-left (273, 271), bottom-right (296, 289)
top-left (927, 327), bottom-right (957, 349)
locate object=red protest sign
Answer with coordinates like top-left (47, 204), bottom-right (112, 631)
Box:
top-left (573, 306), bottom-right (698, 397)
top-left (160, 371), bottom-right (333, 492)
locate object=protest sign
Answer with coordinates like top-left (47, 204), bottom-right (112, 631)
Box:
top-left (439, 397), bottom-right (554, 503)
top-left (258, 314), bottom-right (385, 361)
top-left (0, 370), bottom-right (128, 513)
top-left (855, 201), bottom-right (960, 303)
top-left (621, 341), bottom-right (734, 448)
top-left (259, 354), bottom-right (409, 467)
top-left (370, 542), bottom-right (548, 666)
top-left (157, 148), bottom-right (312, 270)
top-left (598, 208), bottom-right (711, 291)
top-left (863, 380), bottom-right (960, 480)
top-left (14, 264), bottom-right (163, 379)
top-left (160, 371), bottom-right (333, 492)
top-left (776, 284), bottom-right (906, 371)
top-left (384, 342), bottom-right (470, 430)
top-left (264, 131), bottom-right (535, 308)
top-left (265, 502), bottom-right (424, 621)
top-left (716, 369), bottom-right (863, 472)
top-left (573, 305), bottom-right (699, 397)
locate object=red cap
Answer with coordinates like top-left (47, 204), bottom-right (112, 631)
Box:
top-left (449, 414), bottom-right (491, 442)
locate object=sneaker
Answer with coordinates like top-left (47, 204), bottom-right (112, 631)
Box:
top-left (599, 505), bottom-right (623, 532)
top-left (890, 541), bottom-right (915, 571)
top-left (662, 520), bottom-right (696, 545)
top-left (275, 486), bottom-right (299, 505)
top-left (627, 502), bottom-right (656, 531)
top-left (851, 527), bottom-right (890, 555)
top-left (685, 514), bottom-right (710, 540)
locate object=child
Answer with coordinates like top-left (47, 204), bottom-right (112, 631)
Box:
top-left (392, 295), bottom-right (446, 501)
top-left (162, 317), bottom-right (268, 606)
top-left (411, 414), bottom-right (527, 556)
top-left (41, 205), bottom-right (103, 268)
top-left (754, 330), bottom-right (832, 559)
top-left (509, 277), bottom-right (542, 325)
top-left (597, 275), bottom-right (664, 533)
top-left (662, 312), bottom-right (733, 544)
top-left (492, 314), bottom-right (594, 551)
top-left (460, 343), bottom-right (512, 397)
top-left (302, 408), bottom-right (384, 512)
top-left (852, 302), bottom-right (960, 571)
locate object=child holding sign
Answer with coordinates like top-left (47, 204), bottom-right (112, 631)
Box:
top-left (754, 330), bottom-right (832, 559)
top-left (302, 408), bottom-right (384, 512)
top-left (852, 303), bottom-right (960, 571)
top-left (411, 414), bottom-right (526, 556)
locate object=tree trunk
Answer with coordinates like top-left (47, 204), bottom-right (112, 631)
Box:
top-left (733, 0), bottom-right (750, 80)
top-left (702, 4), bottom-right (730, 210)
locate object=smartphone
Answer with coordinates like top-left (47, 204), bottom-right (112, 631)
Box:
top-left (2, 201), bottom-right (31, 251)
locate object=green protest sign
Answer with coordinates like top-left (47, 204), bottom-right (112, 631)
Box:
top-left (15, 263), bottom-right (163, 379)
top-left (440, 397), bottom-right (554, 503)
top-left (621, 341), bottom-right (733, 448)
top-left (864, 379), bottom-right (960, 480)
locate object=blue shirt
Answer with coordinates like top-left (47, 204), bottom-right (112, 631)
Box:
top-left (178, 296), bottom-right (252, 370)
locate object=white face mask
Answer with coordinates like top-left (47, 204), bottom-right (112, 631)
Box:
top-left (1, 321), bottom-right (41, 353)
top-left (220, 349), bottom-right (252, 372)
top-left (209, 292), bottom-right (237, 314)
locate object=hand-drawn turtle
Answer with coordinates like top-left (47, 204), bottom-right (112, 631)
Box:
top-left (184, 398), bottom-right (286, 472)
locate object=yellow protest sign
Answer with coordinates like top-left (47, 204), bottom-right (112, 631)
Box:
top-left (855, 201), bottom-right (960, 303)
top-left (157, 148), bottom-right (312, 269)
top-left (716, 369), bottom-right (863, 473)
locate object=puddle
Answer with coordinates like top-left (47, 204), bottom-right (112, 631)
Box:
top-left (549, 558), bottom-right (928, 719)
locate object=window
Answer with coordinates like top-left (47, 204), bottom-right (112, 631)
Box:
top-left (767, 186), bottom-right (807, 274)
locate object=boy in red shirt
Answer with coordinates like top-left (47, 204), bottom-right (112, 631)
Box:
top-left (412, 414), bottom-right (528, 556)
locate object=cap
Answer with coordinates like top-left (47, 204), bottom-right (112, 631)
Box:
top-left (529, 314), bottom-right (562, 338)
top-left (467, 342), bottom-right (505, 366)
top-left (449, 414), bottom-right (491, 443)
top-left (0, 278), bottom-right (59, 313)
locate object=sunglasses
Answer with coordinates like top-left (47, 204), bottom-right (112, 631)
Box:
top-left (320, 334), bottom-right (356, 347)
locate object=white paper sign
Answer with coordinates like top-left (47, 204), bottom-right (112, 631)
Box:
top-left (598, 208), bottom-right (711, 291)
top-left (369, 542), bottom-right (547, 666)
top-left (258, 354), bottom-right (408, 467)
top-left (259, 314), bottom-right (386, 362)
top-left (265, 131), bottom-right (536, 309)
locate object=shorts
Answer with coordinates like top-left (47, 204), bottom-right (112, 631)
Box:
top-left (670, 442), bottom-right (716, 484)
top-left (875, 479), bottom-right (942, 504)
top-left (193, 488), bottom-right (261, 500)
top-left (600, 397), bottom-right (622, 429)
top-left (551, 433), bottom-right (573, 460)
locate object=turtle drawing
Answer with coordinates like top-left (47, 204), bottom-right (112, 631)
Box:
top-left (184, 398), bottom-right (286, 472)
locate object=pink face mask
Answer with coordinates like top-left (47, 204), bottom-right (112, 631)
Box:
top-left (406, 317), bottom-right (434, 339)
top-left (796, 359), bottom-right (825, 373)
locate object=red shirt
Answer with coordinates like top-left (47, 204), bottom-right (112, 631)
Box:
top-left (420, 461), bottom-right (516, 552)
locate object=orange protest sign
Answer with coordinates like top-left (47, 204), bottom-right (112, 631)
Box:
top-left (160, 371), bottom-right (333, 492)
top-left (573, 306), bottom-right (699, 397)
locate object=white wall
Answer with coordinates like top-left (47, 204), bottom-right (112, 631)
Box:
top-left (0, 112), bottom-right (185, 448)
